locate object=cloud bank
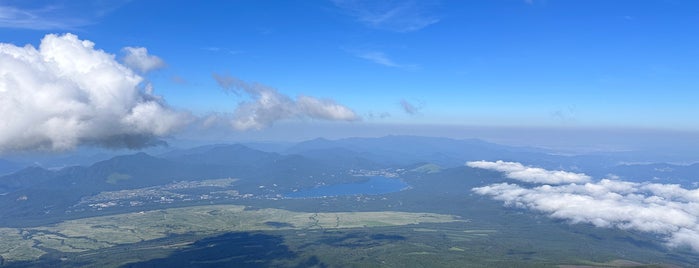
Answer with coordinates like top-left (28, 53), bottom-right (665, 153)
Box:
top-left (470, 161), bottom-right (699, 252)
top-left (0, 33), bottom-right (189, 152)
top-left (213, 74), bottom-right (359, 130)
top-left (467, 160), bottom-right (591, 184)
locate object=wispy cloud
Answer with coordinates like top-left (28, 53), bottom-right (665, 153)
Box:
top-left (171, 76), bottom-right (188, 85)
top-left (0, 1), bottom-right (129, 30)
top-left (367, 111), bottom-right (391, 119)
top-left (354, 50), bottom-right (417, 70)
top-left (357, 51), bottom-right (399, 67)
top-left (201, 47), bottom-right (221, 52)
top-left (470, 161), bottom-right (699, 252)
top-left (201, 47), bottom-right (243, 55)
top-left (333, 0), bottom-right (440, 32)
top-left (212, 74), bottom-right (360, 130)
top-left (399, 99), bottom-right (423, 115)
top-left (550, 105), bottom-right (578, 124)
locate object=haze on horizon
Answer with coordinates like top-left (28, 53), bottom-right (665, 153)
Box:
top-left (1, 0), bottom-right (697, 154)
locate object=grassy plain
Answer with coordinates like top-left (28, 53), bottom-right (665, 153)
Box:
top-left (0, 204), bottom-right (461, 264)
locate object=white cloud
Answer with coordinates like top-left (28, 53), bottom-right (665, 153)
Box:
top-left (471, 161), bottom-right (699, 252)
top-left (201, 47), bottom-right (243, 55)
top-left (0, 1), bottom-right (128, 30)
top-left (357, 51), bottom-right (400, 67)
top-left (297, 96), bottom-right (358, 121)
top-left (467, 160), bottom-right (591, 184)
top-left (0, 33), bottom-right (190, 152)
top-left (333, 0), bottom-right (440, 32)
top-left (212, 74), bottom-right (360, 130)
top-left (0, 5), bottom-right (85, 29)
top-left (121, 47), bottom-right (165, 73)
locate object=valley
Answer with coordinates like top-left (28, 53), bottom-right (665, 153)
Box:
top-left (1, 136), bottom-right (698, 267)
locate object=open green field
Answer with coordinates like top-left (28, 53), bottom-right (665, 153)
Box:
top-left (1, 203), bottom-right (684, 267)
top-left (0, 204), bottom-right (462, 264)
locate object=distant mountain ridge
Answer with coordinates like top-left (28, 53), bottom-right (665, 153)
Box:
top-left (1, 135), bottom-right (696, 227)
top-left (286, 135), bottom-right (547, 167)
top-left (0, 158), bottom-right (24, 176)
top-left (0, 143), bottom-right (373, 226)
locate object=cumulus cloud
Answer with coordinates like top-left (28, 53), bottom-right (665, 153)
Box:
top-left (212, 74), bottom-right (359, 130)
top-left (471, 161), bottom-right (699, 252)
top-left (333, 0), bottom-right (440, 32)
top-left (0, 33), bottom-right (189, 152)
top-left (121, 47), bottom-right (165, 73)
top-left (467, 160), bottom-right (591, 184)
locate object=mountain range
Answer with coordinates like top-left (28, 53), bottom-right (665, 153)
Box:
top-left (2, 135), bottom-right (698, 227)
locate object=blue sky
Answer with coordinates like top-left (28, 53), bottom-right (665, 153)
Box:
top-left (0, 0), bottom-right (698, 149)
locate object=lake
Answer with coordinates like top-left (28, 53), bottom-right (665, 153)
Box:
top-left (285, 176), bottom-right (409, 198)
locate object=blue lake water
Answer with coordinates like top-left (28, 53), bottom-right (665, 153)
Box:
top-left (285, 176), bottom-right (409, 198)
